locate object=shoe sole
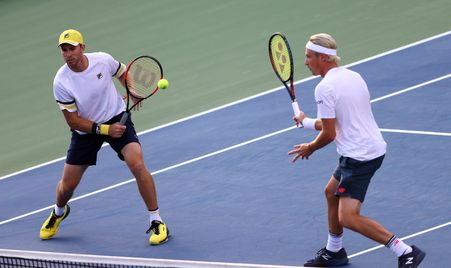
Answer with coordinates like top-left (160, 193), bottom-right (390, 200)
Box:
top-left (304, 258), bottom-right (349, 267)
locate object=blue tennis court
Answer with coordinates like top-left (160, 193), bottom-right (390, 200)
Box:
top-left (1, 31), bottom-right (450, 267)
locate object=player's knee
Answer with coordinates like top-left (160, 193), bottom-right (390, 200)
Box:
top-left (338, 215), bottom-right (355, 231)
top-left (59, 177), bottom-right (79, 192)
top-left (338, 214), bottom-right (349, 228)
top-left (324, 186), bottom-right (336, 200)
top-left (338, 210), bottom-right (358, 230)
top-left (57, 180), bottom-right (75, 198)
top-left (128, 160), bottom-right (147, 174)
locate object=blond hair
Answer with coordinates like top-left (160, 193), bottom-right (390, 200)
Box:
top-left (309, 33), bottom-right (341, 63)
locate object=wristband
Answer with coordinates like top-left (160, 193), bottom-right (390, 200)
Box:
top-left (99, 124), bottom-right (110, 135)
top-left (91, 123), bottom-right (98, 134)
top-left (302, 118), bottom-right (316, 130)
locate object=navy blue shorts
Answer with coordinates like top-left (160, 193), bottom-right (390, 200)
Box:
top-left (332, 154), bottom-right (385, 203)
top-left (66, 112), bottom-right (140, 165)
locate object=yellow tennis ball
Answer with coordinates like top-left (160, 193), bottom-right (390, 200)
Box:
top-left (158, 79), bottom-right (169, 89)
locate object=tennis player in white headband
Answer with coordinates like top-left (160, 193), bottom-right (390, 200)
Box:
top-left (289, 33), bottom-right (425, 268)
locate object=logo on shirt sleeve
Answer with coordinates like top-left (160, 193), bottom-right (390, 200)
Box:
top-left (96, 73), bottom-right (103, 79)
top-left (316, 99), bottom-right (324, 105)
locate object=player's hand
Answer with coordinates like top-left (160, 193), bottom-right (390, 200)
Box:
top-left (293, 110), bottom-right (306, 127)
top-left (109, 123), bottom-right (126, 138)
top-left (288, 143), bottom-right (314, 162)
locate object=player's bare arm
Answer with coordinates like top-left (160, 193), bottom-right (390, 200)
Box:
top-left (62, 110), bottom-right (125, 138)
top-left (288, 118), bottom-right (335, 162)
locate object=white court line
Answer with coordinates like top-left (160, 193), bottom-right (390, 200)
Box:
top-left (370, 73), bottom-right (451, 103)
top-left (1, 30), bottom-right (450, 182)
top-left (380, 128), bottom-right (451, 137)
top-left (349, 221), bottom-right (451, 258)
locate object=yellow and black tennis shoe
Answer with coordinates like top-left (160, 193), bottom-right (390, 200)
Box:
top-left (39, 205), bottom-right (70, 240)
top-left (146, 220), bottom-right (169, 245)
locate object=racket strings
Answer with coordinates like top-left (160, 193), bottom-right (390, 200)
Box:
top-left (270, 36), bottom-right (292, 82)
top-left (126, 58), bottom-right (161, 99)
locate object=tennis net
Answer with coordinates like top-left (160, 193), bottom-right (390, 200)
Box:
top-left (0, 249), bottom-right (299, 268)
top-left (0, 249), bottom-right (171, 268)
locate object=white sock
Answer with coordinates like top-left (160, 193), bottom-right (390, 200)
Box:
top-left (326, 232), bottom-right (343, 252)
top-left (54, 205), bottom-right (65, 217)
top-left (386, 235), bottom-right (412, 257)
top-left (149, 208), bottom-right (162, 223)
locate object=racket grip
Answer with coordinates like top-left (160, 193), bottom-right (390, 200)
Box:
top-left (119, 112), bottom-right (129, 125)
top-left (292, 100), bottom-right (301, 116)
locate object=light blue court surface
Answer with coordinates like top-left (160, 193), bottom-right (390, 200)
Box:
top-left (1, 32), bottom-right (450, 267)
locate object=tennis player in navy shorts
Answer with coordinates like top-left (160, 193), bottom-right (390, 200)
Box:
top-left (288, 33), bottom-right (425, 268)
top-left (39, 29), bottom-right (169, 245)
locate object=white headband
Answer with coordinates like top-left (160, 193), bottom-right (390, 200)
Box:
top-left (305, 41), bottom-right (337, 56)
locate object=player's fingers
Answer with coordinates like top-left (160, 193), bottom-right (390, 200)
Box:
top-left (111, 124), bottom-right (126, 137)
top-left (115, 128), bottom-right (126, 138)
top-left (293, 118), bottom-right (300, 127)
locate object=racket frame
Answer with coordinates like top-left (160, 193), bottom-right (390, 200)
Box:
top-left (268, 32), bottom-right (300, 116)
top-left (120, 55), bottom-right (163, 124)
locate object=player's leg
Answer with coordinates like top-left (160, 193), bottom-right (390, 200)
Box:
top-left (334, 155), bottom-right (387, 242)
top-left (338, 196), bottom-right (392, 243)
top-left (121, 142), bottom-right (169, 245)
top-left (40, 164), bottom-right (88, 240)
top-left (304, 174), bottom-right (349, 267)
top-left (121, 142), bottom-right (158, 211)
top-left (325, 175), bottom-right (343, 236)
top-left (56, 164), bottom-right (88, 206)
top-left (108, 113), bottom-right (169, 245)
top-left (338, 196), bottom-right (425, 267)
top-left (337, 155), bottom-right (425, 267)
top-left (40, 130), bottom-right (102, 240)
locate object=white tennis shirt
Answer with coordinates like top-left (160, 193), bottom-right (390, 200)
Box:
top-left (53, 52), bottom-right (126, 133)
top-left (315, 67), bottom-right (386, 161)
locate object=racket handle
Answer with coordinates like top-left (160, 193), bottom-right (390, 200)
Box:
top-left (119, 112), bottom-right (129, 125)
top-left (291, 100), bottom-right (301, 116)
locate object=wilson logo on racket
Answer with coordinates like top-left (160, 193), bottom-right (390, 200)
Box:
top-left (132, 64), bottom-right (157, 89)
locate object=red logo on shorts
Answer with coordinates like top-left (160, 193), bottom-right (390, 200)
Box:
top-left (338, 187), bottom-right (346, 193)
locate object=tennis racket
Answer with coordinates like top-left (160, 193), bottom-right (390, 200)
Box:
top-left (119, 55), bottom-right (163, 124)
top-left (268, 32), bottom-right (301, 117)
